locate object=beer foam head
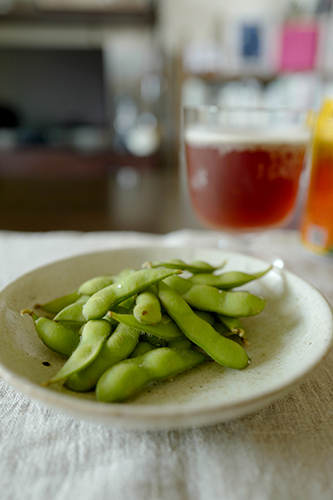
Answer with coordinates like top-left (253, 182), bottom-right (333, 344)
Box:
top-left (185, 125), bottom-right (311, 147)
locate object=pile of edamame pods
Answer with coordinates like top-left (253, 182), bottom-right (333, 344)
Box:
top-left (21, 258), bottom-right (271, 403)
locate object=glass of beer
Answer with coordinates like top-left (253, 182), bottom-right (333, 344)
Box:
top-left (183, 106), bottom-right (311, 240)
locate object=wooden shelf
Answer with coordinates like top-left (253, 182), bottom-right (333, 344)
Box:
top-left (181, 70), bottom-right (278, 85)
top-left (0, 4), bottom-right (156, 26)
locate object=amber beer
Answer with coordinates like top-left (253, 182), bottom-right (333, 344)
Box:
top-left (185, 127), bottom-right (309, 231)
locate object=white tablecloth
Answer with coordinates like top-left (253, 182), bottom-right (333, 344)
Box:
top-left (0, 229), bottom-right (332, 500)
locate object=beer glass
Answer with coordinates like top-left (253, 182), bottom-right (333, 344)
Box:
top-left (183, 106), bottom-right (311, 252)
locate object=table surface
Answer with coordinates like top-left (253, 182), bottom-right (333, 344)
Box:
top-left (0, 228), bottom-right (332, 500)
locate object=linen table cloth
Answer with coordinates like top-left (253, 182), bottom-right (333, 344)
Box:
top-left (0, 228), bottom-right (332, 500)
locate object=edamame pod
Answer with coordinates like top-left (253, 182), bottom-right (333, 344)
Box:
top-left (116, 268), bottom-right (136, 278)
top-left (21, 309), bottom-right (80, 357)
top-left (129, 341), bottom-right (157, 358)
top-left (168, 337), bottom-right (192, 349)
top-left (164, 276), bottom-right (265, 317)
top-left (228, 334), bottom-right (245, 346)
top-left (83, 268), bottom-right (182, 321)
top-left (65, 323), bottom-right (140, 392)
top-left (133, 289), bottom-right (162, 325)
top-left (156, 281), bottom-right (250, 369)
top-left (213, 321), bottom-right (232, 337)
top-left (118, 295), bottom-right (135, 310)
top-left (189, 266), bottom-right (272, 289)
top-left (35, 290), bottom-right (80, 315)
top-left (78, 275), bottom-right (116, 296)
top-left (139, 332), bottom-right (167, 347)
top-left (145, 259), bottom-right (225, 274)
top-left (216, 314), bottom-right (245, 337)
top-left (192, 309), bottom-right (215, 325)
top-left (45, 319), bottom-right (112, 386)
top-left (53, 295), bottom-right (90, 323)
top-left (96, 347), bottom-right (208, 402)
top-left (56, 320), bottom-right (84, 333)
top-left (108, 311), bottom-right (185, 340)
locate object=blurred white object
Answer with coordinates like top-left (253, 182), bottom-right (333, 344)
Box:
top-left (264, 79), bottom-right (287, 107)
top-left (182, 40), bottom-right (227, 75)
top-left (280, 73), bottom-right (319, 108)
top-left (264, 73), bottom-right (319, 108)
top-left (125, 113), bottom-right (160, 156)
top-left (71, 127), bottom-right (111, 152)
top-left (217, 79), bottom-right (264, 107)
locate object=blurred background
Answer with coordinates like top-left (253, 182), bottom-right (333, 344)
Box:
top-left (0, 0), bottom-right (332, 233)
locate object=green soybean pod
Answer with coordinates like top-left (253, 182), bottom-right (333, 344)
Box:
top-left (139, 332), bottom-right (167, 347)
top-left (65, 323), bottom-right (140, 392)
top-left (78, 275), bottom-right (116, 296)
top-left (108, 311), bottom-right (185, 340)
top-left (21, 309), bottom-right (80, 357)
top-left (83, 268), bottom-right (182, 321)
top-left (156, 281), bottom-right (250, 369)
top-left (129, 341), bottom-right (157, 358)
top-left (35, 290), bottom-right (81, 315)
top-left (53, 294), bottom-right (90, 323)
top-left (116, 268), bottom-right (136, 279)
top-left (118, 295), bottom-right (135, 310)
top-left (213, 320), bottom-right (232, 337)
top-left (45, 319), bottom-right (112, 386)
top-left (216, 314), bottom-right (245, 337)
top-left (56, 320), bottom-right (84, 333)
top-left (189, 266), bottom-right (272, 289)
top-left (192, 309), bottom-right (215, 325)
top-left (146, 259), bottom-right (226, 274)
top-left (164, 276), bottom-right (265, 317)
top-left (96, 347), bottom-right (208, 403)
top-left (133, 289), bottom-right (162, 325)
top-left (168, 337), bottom-right (192, 350)
top-left (228, 334), bottom-right (245, 346)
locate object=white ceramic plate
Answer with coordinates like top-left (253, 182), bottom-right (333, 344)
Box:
top-left (0, 246), bottom-right (332, 430)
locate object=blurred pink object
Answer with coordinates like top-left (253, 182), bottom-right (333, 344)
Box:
top-left (280, 22), bottom-right (318, 71)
